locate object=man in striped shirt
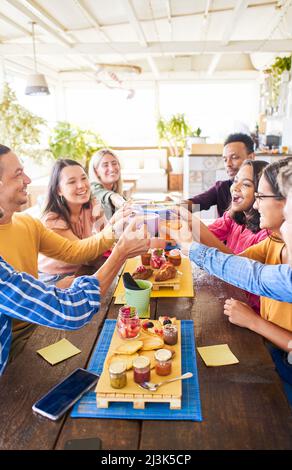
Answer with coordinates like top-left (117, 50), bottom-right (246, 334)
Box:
top-left (0, 177), bottom-right (152, 374)
top-left (0, 144), bottom-right (137, 360)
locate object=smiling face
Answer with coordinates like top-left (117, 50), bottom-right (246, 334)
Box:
top-left (0, 151), bottom-right (31, 215)
top-left (230, 164), bottom-right (255, 213)
top-left (253, 174), bottom-right (286, 232)
top-left (223, 142), bottom-right (254, 179)
top-left (57, 165), bottom-right (90, 207)
top-left (280, 189), bottom-right (292, 266)
top-left (94, 153), bottom-right (120, 189)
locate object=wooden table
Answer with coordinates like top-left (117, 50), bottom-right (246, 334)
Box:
top-left (0, 266), bottom-right (292, 450)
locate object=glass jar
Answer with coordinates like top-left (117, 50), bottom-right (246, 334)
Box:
top-left (109, 361), bottom-right (127, 389)
top-left (163, 324), bottom-right (178, 345)
top-left (155, 349), bottom-right (172, 376)
top-left (133, 356), bottom-right (151, 384)
top-left (117, 305), bottom-right (141, 340)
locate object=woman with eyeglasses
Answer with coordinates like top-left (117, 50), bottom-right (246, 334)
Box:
top-left (88, 148), bottom-right (126, 220)
top-left (38, 159), bottom-right (128, 287)
top-left (167, 157), bottom-right (292, 404)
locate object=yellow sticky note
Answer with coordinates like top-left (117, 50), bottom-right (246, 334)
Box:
top-left (37, 338), bottom-right (81, 365)
top-left (197, 344), bottom-right (239, 367)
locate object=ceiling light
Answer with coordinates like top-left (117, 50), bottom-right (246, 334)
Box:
top-left (95, 63), bottom-right (141, 99)
top-left (25, 22), bottom-right (50, 96)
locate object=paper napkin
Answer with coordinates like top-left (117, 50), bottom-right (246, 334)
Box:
top-left (197, 344), bottom-right (239, 367)
top-left (37, 338), bottom-right (81, 365)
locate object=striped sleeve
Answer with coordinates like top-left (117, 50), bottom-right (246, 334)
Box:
top-left (0, 258), bottom-right (100, 329)
top-left (0, 257), bottom-right (101, 374)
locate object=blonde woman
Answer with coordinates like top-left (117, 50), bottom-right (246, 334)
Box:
top-left (89, 148), bottom-right (126, 220)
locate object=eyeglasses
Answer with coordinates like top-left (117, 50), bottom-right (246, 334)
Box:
top-left (254, 192), bottom-right (284, 201)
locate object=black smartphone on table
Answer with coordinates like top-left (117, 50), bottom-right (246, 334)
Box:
top-left (32, 368), bottom-right (99, 421)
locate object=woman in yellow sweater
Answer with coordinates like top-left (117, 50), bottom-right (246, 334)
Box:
top-left (223, 158), bottom-right (291, 347)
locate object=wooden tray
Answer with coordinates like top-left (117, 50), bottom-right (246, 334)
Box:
top-left (95, 321), bottom-right (182, 409)
top-left (133, 258), bottom-right (182, 291)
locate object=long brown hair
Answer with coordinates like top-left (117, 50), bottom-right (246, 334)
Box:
top-left (88, 148), bottom-right (123, 195)
top-left (43, 158), bottom-right (90, 232)
top-left (230, 159), bottom-right (269, 233)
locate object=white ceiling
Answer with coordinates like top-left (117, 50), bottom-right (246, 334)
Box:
top-left (0, 0), bottom-right (292, 86)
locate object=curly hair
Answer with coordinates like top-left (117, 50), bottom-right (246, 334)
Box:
top-left (230, 159), bottom-right (269, 233)
top-left (224, 133), bottom-right (254, 155)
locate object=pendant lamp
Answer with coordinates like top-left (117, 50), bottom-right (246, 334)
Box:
top-left (25, 22), bottom-right (50, 96)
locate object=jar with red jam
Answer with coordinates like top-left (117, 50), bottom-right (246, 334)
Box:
top-left (154, 349), bottom-right (172, 376)
top-left (163, 324), bottom-right (178, 345)
top-left (117, 306), bottom-right (141, 340)
top-left (150, 249), bottom-right (166, 269)
top-left (133, 356), bottom-right (151, 384)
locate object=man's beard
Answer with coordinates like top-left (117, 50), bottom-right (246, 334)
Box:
top-left (0, 207), bottom-right (4, 219)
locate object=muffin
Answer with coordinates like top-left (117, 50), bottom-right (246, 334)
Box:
top-left (154, 262), bottom-right (177, 282)
top-left (133, 265), bottom-right (153, 280)
top-left (167, 249), bottom-right (181, 266)
top-left (141, 251), bottom-right (151, 266)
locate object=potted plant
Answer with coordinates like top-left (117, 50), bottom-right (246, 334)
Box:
top-left (264, 55), bottom-right (292, 113)
top-left (188, 127), bottom-right (207, 144)
top-left (49, 121), bottom-right (106, 171)
top-left (157, 113), bottom-right (190, 173)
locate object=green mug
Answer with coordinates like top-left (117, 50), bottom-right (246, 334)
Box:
top-left (124, 280), bottom-right (152, 318)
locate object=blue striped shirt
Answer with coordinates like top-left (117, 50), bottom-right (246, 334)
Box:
top-left (0, 257), bottom-right (100, 375)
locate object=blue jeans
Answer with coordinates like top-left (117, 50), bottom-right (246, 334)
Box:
top-left (265, 342), bottom-right (292, 407)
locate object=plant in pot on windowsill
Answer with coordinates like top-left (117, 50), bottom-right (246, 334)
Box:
top-left (157, 113), bottom-right (190, 174)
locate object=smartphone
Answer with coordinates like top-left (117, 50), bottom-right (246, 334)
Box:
top-left (32, 368), bottom-right (99, 421)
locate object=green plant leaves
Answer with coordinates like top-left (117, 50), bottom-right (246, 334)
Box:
top-left (49, 121), bottom-right (106, 171)
top-left (0, 82), bottom-right (47, 161)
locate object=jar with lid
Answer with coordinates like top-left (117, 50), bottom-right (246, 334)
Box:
top-left (163, 324), bottom-right (178, 345)
top-left (155, 349), bottom-right (172, 376)
top-left (132, 356), bottom-right (151, 384)
top-left (117, 305), bottom-right (141, 340)
top-left (109, 361), bottom-right (127, 389)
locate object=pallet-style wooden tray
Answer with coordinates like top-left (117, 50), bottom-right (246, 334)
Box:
top-left (95, 321), bottom-right (182, 409)
top-left (133, 259), bottom-right (182, 291)
top-left (152, 271), bottom-right (182, 290)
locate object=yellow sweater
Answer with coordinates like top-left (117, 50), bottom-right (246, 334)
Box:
top-left (0, 213), bottom-right (114, 332)
top-left (242, 236), bottom-right (292, 331)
